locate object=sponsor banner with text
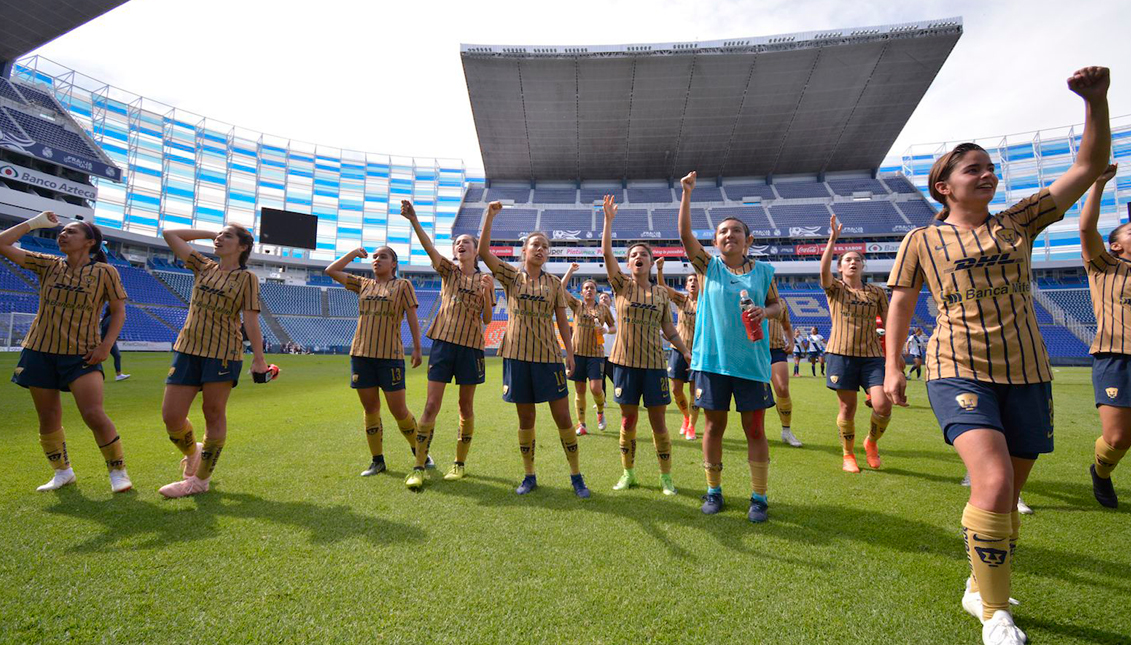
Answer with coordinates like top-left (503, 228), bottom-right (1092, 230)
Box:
top-left (0, 161), bottom-right (98, 200)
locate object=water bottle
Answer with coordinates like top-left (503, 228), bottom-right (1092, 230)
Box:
top-left (739, 290), bottom-right (763, 342)
top-left (253, 364), bottom-right (281, 384)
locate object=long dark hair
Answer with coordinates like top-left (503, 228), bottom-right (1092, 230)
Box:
top-left (375, 245), bottom-right (399, 278)
top-left (228, 224), bottom-right (254, 269)
top-left (928, 142), bottom-right (988, 221)
top-left (75, 220), bottom-right (108, 264)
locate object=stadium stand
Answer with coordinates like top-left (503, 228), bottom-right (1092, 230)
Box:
top-left (260, 283), bottom-right (322, 316)
top-left (116, 265), bottom-right (185, 306)
top-left (882, 175), bottom-right (920, 194)
top-left (709, 206), bottom-right (775, 234)
top-left (827, 178), bottom-right (889, 196)
top-left (580, 187), bottom-right (623, 203)
top-left (896, 201), bottom-right (937, 226)
top-left (723, 183), bottom-right (777, 201)
top-left (4, 107), bottom-right (100, 158)
top-left (154, 270), bottom-right (195, 303)
top-left (773, 182), bottom-right (831, 199)
top-left (485, 187), bottom-right (532, 203)
top-left (0, 259), bottom-right (35, 292)
top-left (532, 187), bottom-right (578, 204)
top-left (119, 305), bottom-right (177, 343)
top-left (626, 186), bottom-right (673, 203)
top-left (830, 201), bottom-right (905, 231)
top-left (769, 203), bottom-right (831, 229)
top-left (327, 287), bottom-right (359, 317)
top-left (690, 185), bottom-right (724, 203)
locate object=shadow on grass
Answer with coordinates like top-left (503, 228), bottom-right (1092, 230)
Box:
top-left (45, 488), bottom-right (425, 553)
top-left (1023, 617), bottom-right (1130, 645)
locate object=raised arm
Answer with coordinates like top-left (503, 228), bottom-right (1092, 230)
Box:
top-left (163, 228), bottom-right (215, 263)
top-left (819, 215), bottom-right (842, 289)
top-left (405, 305), bottom-right (422, 368)
top-left (481, 273), bottom-right (496, 325)
top-left (654, 257), bottom-right (681, 300)
top-left (1050, 66), bottom-right (1111, 214)
top-left (883, 286), bottom-right (916, 406)
top-left (477, 201), bottom-right (505, 273)
top-left (677, 172), bottom-right (707, 262)
top-left (1079, 164), bottom-right (1118, 263)
top-left (562, 262), bottom-right (580, 290)
top-left (0, 211), bottom-right (59, 266)
top-left (400, 200), bottom-right (447, 268)
top-left (601, 195), bottom-right (623, 282)
top-left (325, 248), bottom-right (367, 286)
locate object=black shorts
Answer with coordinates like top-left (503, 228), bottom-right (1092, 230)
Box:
top-left (502, 358), bottom-right (568, 404)
top-left (427, 339), bottom-right (485, 386)
top-left (1092, 353), bottom-right (1131, 408)
top-left (825, 353), bottom-right (885, 391)
top-left (925, 378), bottom-right (1053, 459)
top-left (692, 370), bottom-right (775, 412)
top-left (12, 348), bottom-right (103, 392)
top-left (667, 350), bottom-right (691, 382)
top-left (611, 363), bottom-right (671, 408)
top-left (167, 352), bottom-right (241, 389)
top-left (351, 356), bottom-right (406, 391)
top-left (571, 354), bottom-right (605, 382)
top-left (808, 351), bottom-right (822, 360)
top-left (770, 349), bottom-right (788, 365)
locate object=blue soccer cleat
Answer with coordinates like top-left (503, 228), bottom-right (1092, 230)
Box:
top-left (571, 473), bottom-right (591, 499)
top-left (701, 492), bottom-right (724, 515)
top-left (516, 475), bottom-right (538, 495)
top-left (748, 493), bottom-right (769, 523)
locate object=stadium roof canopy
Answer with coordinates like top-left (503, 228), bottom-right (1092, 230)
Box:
top-left (461, 18), bottom-right (962, 182)
top-left (0, 0), bottom-right (129, 64)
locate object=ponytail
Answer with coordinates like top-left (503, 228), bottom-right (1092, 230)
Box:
top-left (77, 221), bottom-right (108, 263)
top-left (228, 224), bottom-right (255, 269)
top-left (927, 142), bottom-right (987, 221)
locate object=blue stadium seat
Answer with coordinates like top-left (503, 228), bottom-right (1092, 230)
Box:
top-left (626, 186), bottom-right (673, 203)
top-left (723, 184), bottom-right (777, 201)
top-left (260, 283), bottom-right (322, 316)
top-left (773, 182), bottom-right (830, 199)
top-left (827, 178), bottom-right (889, 196)
top-left (532, 188), bottom-right (577, 204)
top-left (897, 201), bottom-right (937, 226)
top-left (580, 187), bottom-right (623, 203)
top-left (485, 187), bottom-right (532, 203)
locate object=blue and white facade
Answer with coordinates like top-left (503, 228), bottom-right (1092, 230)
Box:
top-left (12, 56), bottom-right (484, 266)
top-left (883, 115), bottom-right (1131, 261)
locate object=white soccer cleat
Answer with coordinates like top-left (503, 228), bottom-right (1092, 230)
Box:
top-left (982, 610), bottom-right (1027, 645)
top-left (1016, 497), bottom-right (1033, 515)
top-left (109, 469), bottom-right (133, 493)
top-left (159, 475), bottom-right (210, 499)
top-left (781, 428), bottom-right (803, 447)
top-left (37, 468), bottom-right (75, 492)
top-left (596, 413), bottom-right (607, 431)
top-left (115, 373), bottom-right (131, 382)
top-left (963, 579), bottom-right (1020, 624)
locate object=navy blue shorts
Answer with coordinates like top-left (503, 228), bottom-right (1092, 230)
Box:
top-left (166, 352), bottom-right (241, 389)
top-left (770, 349), bottom-right (788, 365)
top-left (571, 354), bottom-right (605, 382)
top-left (667, 350), bottom-right (691, 382)
top-left (12, 349), bottom-right (103, 392)
top-left (825, 353), bottom-right (885, 391)
top-left (427, 339), bottom-right (485, 386)
top-left (692, 370), bottom-right (775, 412)
top-left (503, 358), bottom-right (568, 404)
top-left (351, 356), bottom-right (406, 391)
top-left (808, 350), bottom-right (822, 360)
top-left (1092, 353), bottom-right (1131, 408)
top-left (611, 363), bottom-right (671, 408)
top-left (925, 378), bottom-right (1053, 459)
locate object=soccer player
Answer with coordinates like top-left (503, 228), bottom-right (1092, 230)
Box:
top-left (768, 297), bottom-right (803, 447)
top-left (807, 327), bottom-right (826, 376)
top-left (1079, 163), bottom-right (1129, 509)
top-left (1, 212), bottom-right (131, 493)
top-left (601, 197), bottom-right (692, 495)
top-left (477, 201), bottom-right (591, 498)
top-left (158, 224), bottom-right (269, 498)
top-left (654, 258), bottom-right (700, 440)
top-left (325, 244), bottom-right (424, 488)
top-left (678, 171), bottom-right (780, 523)
top-left (792, 329), bottom-right (807, 376)
top-left (905, 327), bottom-right (927, 379)
top-left (820, 218), bottom-right (891, 472)
top-left (561, 262), bottom-right (615, 435)
top-left (400, 201), bottom-right (494, 483)
top-left (100, 305), bottom-right (129, 382)
top-left (884, 66), bottom-right (1110, 645)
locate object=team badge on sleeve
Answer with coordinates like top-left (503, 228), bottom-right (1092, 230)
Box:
top-left (956, 393), bottom-right (978, 412)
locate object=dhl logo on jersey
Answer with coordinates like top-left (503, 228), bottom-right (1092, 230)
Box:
top-left (517, 293), bottom-right (548, 302)
top-left (942, 280), bottom-right (1029, 305)
top-left (362, 294), bottom-right (391, 303)
top-left (628, 302), bottom-right (660, 312)
top-left (945, 253), bottom-right (1019, 273)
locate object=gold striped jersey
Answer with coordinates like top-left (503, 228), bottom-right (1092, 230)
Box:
top-left (20, 252), bottom-right (127, 355)
top-left (175, 251), bottom-right (260, 361)
top-left (824, 279), bottom-right (888, 358)
top-left (768, 297), bottom-right (791, 351)
top-left (492, 262), bottom-right (567, 363)
top-left (608, 271), bottom-right (672, 370)
top-left (1085, 248), bottom-right (1131, 355)
top-left (344, 275), bottom-right (418, 359)
top-left (669, 290), bottom-right (698, 348)
top-left (888, 188), bottom-right (1062, 384)
top-left (428, 258), bottom-right (488, 350)
top-left (564, 291), bottom-right (615, 358)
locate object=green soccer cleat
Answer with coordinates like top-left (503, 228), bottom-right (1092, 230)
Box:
top-left (443, 463), bottom-right (466, 481)
top-left (659, 473), bottom-right (677, 496)
top-left (405, 468), bottom-right (425, 490)
top-left (612, 469), bottom-right (639, 491)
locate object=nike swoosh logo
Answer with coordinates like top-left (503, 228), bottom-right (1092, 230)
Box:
top-left (218, 371), bottom-right (230, 376)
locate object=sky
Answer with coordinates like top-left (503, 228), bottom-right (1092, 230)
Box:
top-left (27, 0), bottom-right (1131, 171)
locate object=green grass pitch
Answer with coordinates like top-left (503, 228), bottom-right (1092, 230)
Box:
top-left (0, 353), bottom-right (1128, 644)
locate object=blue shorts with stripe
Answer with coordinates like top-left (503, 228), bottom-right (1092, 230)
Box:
top-left (692, 370), bottom-right (774, 412)
top-left (427, 339), bottom-right (485, 386)
top-left (825, 353), bottom-right (885, 391)
top-left (611, 363), bottom-right (670, 408)
top-left (12, 349), bottom-right (103, 392)
top-left (503, 358), bottom-right (568, 404)
top-left (1092, 353), bottom-right (1131, 408)
top-left (570, 355), bottom-right (605, 383)
top-left (166, 352), bottom-right (241, 389)
top-left (667, 350), bottom-right (691, 382)
top-left (351, 356), bottom-right (406, 391)
top-left (925, 378), bottom-right (1053, 459)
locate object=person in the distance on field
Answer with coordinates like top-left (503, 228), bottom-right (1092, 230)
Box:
top-left (654, 258), bottom-right (701, 440)
top-left (561, 262), bottom-right (615, 435)
top-left (100, 305), bottom-right (129, 382)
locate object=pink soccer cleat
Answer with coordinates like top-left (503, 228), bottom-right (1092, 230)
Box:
top-left (159, 475), bottom-right (210, 499)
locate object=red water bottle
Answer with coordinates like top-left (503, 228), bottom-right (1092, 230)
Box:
top-left (739, 290), bottom-right (763, 342)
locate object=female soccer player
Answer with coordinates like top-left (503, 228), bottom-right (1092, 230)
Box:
top-left (677, 172), bottom-right (780, 522)
top-left (561, 262), bottom-right (615, 435)
top-left (767, 297), bottom-right (803, 447)
top-left (820, 216), bottom-right (891, 473)
top-left (792, 329), bottom-right (807, 376)
top-left (100, 305), bottom-right (129, 381)
top-left (1079, 163), bottom-right (1130, 509)
top-left (654, 258), bottom-right (700, 440)
top-left (885, 66), bottom-right (1110, 645)
top-left (1, 212), bottom-right (131, 493)
top-left (601, 197), bottom-right (692, 495)
top-left (326, 244), bottom-right (424, 488)
top-left (807, 327), bottom-right (826, 376)
top-left (477, 201), bottom-right (591, 498)
top-left (157, 224), bottom-right (267, 497)
top-left (400, 200), bottom-right (494, 482)
top-left (904, 327), bottom-right (926, 379)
